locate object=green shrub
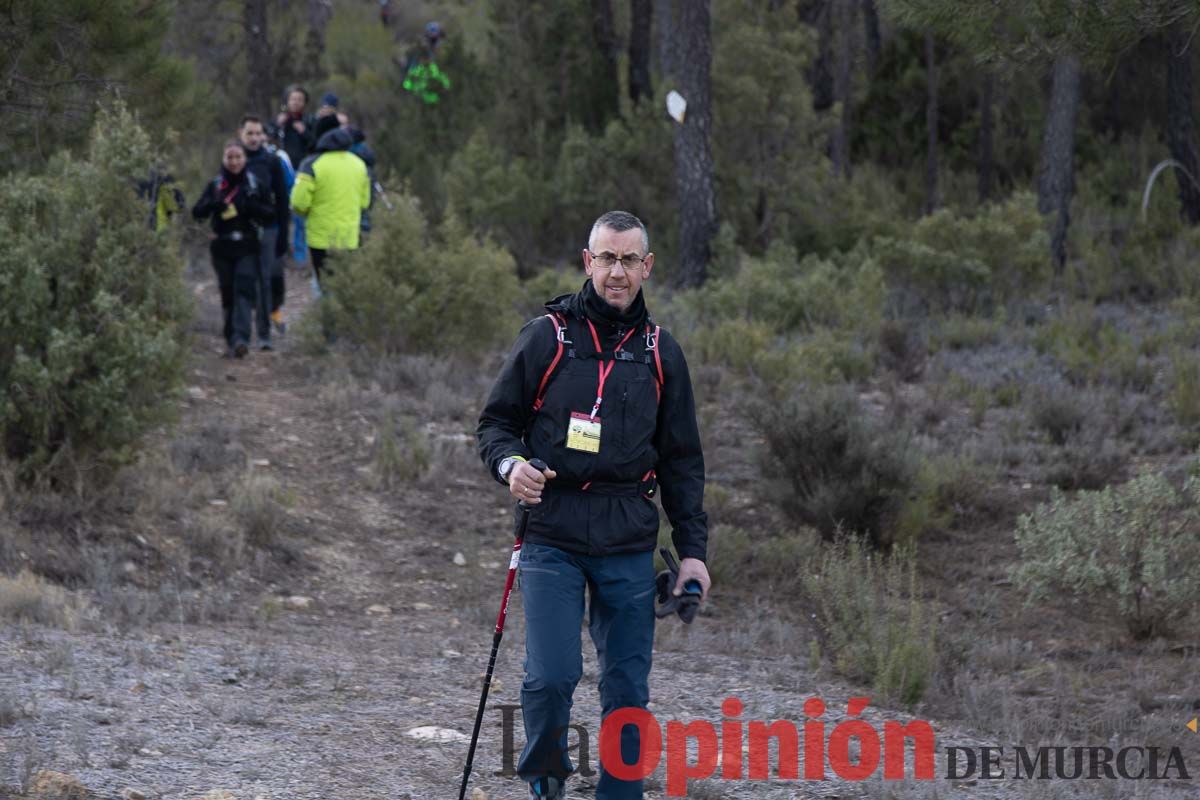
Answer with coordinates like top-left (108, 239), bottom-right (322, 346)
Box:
top-left (680, 247), bottom-right (886, 337)
top-left (1032, 305), bottom-right (1153, 390)
top-left (753, 386), bottom-right (917, 546)
top-left (877, 319), bottom-right (927, 382)
top-left (322, 198), bottom-right (520, 358)
top-left (1167, 348), bottom-right (1200, 428)
top-left (802, 537), bottom-right (937, 706)
top-left (0, 103), bottom-right (190, 484)
top-left (519, 267), bottom-right (585, 320)
top-left (932, 313), bottom-right (1005, 351)
top-left (871, 192), bottom-right (1049, 313)
top-left (1012, 470), bottom-right (1200, 639)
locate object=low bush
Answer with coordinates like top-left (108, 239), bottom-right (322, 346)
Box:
top-left (232, 474), bottom-right (288, 549)
top-left (0, 103), bottom-right (190, 485)
top-left (1012, 469), bottom-right (1200, 639)
top-left (753, 386), bottom-right (917, 546)
top-left (870, 192), bottom-right (1049, 314)
top-left (1032, 305), bottom-right (1154, 390)
top-left (802, 537), bottom-right (937, 706)
top-left (932, 313), bottom-right (1006, 351)
top-left (1167, 348), bottom-right (1200, 428)
top-left (373, 414), bottom-right (432, 487)
top-left (322, 197), bottom-right (520, 358)
top-left (0, 569), bottom-right (77, 628)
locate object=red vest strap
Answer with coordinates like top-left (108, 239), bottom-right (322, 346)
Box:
top-left (532, 313), bottom-right (565, 412)
top-left (648, 324), bottom-right (664, 403)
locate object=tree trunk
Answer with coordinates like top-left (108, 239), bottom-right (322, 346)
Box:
top-left (924, 31), bottom-right (941, 215)
top-left (861, 0), bottom-right (881, 73)
top-left (671, 0), bottom-right (717, 288)
top-left (655, 0), bottom-right (675, 81)
top-left (830, 0), bottom-right (855, 178)
top-left (978, 71), bottom-right (995, 203)
top-left (1037, 54), bottom-right (1082, 273)
top-left (629, 0), bottom-right (654, 105)
top-left (1167, 27), bottom-right (1200, 225)
top-left (803, 0), bottom-right (835, 112)
top-left (243, 0), bottom-right (273, 116)
top-left (590, 0), bottom-right (620, 127)
top-left (305, 0), bottom-right (333, 66)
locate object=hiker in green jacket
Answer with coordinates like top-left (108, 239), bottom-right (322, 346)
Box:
top-left (289, 127), bottom-right (371, 291)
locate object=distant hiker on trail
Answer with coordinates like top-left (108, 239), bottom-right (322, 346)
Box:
top-left (272, 84), bottom-right (315, 264)
top-left (476, 211), bottom-right (710, 800)
top-left (137, 167), bottom-right (185, 232)
top-left (289, 126), bottom-right (371, 292)
top-left (239, 114), bottom-right (292, 346)
top-left (192, 140), bottom-right (276, 359)
top-left (401, 22), bottom-right (451, 105)
top-left (273, 84), bottom-right (315, 175)
top-left (313, 92), bottom-right (342, 143)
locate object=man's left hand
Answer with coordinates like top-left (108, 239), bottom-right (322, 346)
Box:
top-left (674, 558), bottom-right (711, 602)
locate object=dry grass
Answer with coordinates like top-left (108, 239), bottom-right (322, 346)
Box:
top-left (232, 472), bottom-right (289, 548)
top-left (0, 569), bottom-right (78, 628)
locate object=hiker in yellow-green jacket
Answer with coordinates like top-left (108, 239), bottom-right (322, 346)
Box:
top-left (289, 127), bottom-right (370, 290)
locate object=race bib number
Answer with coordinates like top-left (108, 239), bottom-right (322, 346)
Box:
top-left (566, 412), bottom-right (601, 453)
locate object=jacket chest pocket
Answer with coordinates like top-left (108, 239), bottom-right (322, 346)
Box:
top-left (613, 364), bottom-right (657, 452)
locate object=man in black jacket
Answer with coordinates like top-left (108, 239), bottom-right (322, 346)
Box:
top-left (477, 211), bottom-right (710, 800)
top-left (239, 115), bottom-right (291, 348)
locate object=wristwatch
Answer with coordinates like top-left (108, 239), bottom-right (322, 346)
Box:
top-left (498, 456), bottom-right (522, 483)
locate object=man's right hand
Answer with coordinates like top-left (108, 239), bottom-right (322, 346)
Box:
top-left (508, 461), bottom-right (557, 504)
top-left (275, 112), bottom-right (289, 129)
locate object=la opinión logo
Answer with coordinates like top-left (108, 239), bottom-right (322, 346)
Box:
top-left (492, 697), bottom-right (1192, 797)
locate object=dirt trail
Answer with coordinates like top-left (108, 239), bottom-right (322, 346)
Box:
top-left (2, 268), bottom-right (1191, 800)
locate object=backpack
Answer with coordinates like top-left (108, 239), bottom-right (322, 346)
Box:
top-left (137, 169), bottom-right (185, 232)
top-left (531, 312), bottom-right (665, 496)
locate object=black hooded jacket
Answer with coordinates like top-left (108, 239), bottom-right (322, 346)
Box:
top-left (243, 145), bottom-right (290, 246)
top-left (191, 167), bottom-right (275, 257)
top-left (477, 281), bottom-right (708, 561)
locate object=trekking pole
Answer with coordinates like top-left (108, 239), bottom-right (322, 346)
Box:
top-left (458, 458), bottom-right (548, 800)
top-left (372, 181), bottom-right (394, 210)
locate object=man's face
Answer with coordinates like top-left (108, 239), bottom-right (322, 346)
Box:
top-left (239, 122), bottom-right (266, 152)
top-left (286, 91), bottom-right (306, 114)
top-left (583, 226), bottom-right (653, 312)
top-left (223, 145), bottom-right (246, 174)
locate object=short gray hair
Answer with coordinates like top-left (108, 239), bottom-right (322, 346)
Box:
top-left (588, 210), bottom-right (649, 254)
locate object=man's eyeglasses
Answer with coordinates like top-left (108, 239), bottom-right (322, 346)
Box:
top-left (588, 251), bottom-right (647, 270)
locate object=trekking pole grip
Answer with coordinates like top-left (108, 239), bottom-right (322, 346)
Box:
top-left (516, 458), bottom-right (550, 512)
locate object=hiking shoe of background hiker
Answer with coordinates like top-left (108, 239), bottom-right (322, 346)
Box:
top-left (234, 343), bottom-right (248, 359)
top-left (271, 310), bottom-right (287, 335)
top-left (529, 776), bottom-right (565, 799)
top-left (260, 342), bottom-right (274, 352)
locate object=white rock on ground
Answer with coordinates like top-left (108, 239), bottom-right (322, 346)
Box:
top-left (404, 726), bottom-right (468, 743)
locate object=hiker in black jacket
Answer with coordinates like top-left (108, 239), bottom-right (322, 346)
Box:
top-left (477, 211), bottom-right (710, 800)
top-left (192, 141), bottom-right (276, 358)
top-left (239, 114), bottom-right (291, 348)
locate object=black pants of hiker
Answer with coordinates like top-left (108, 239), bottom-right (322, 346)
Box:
top-left (261, 225), bottom-right (286, 314)
top-left (311, 247), bottom-right (330, 290)
top-left (211, 245), bottom-right (257, 350)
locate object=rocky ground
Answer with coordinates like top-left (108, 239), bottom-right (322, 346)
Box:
top-left (1, 260), bottom-right (1197, 800)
